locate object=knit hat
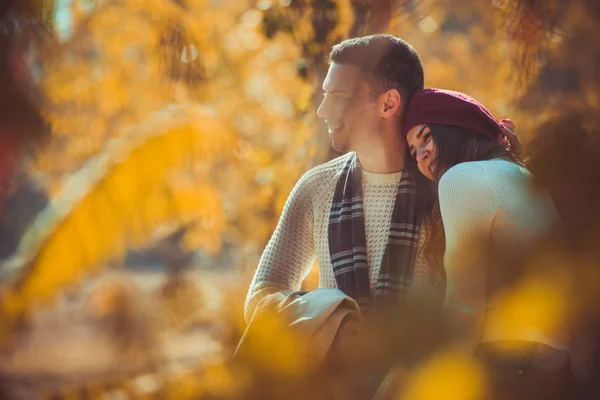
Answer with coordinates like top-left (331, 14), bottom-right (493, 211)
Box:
top-left (402, 88), bottom-right (504, 140)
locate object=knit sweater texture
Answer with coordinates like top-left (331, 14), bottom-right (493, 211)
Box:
top-left (245, 152), bottom-right (442, 322)
top-left (439, 158), bottom-right (566, 350)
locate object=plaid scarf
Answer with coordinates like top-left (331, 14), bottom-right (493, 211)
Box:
top-left (328, 153), bottom-right (423, 307)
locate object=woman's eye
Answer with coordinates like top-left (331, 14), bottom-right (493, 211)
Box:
top-left (410, 151), bottom-right (416, 159)
top-left (423, 132), bottom-right (432, 141)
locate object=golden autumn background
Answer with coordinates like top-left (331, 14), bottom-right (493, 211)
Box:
top-left (0, 0), bottom-right (599, 398)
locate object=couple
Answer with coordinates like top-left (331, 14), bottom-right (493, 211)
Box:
top-left (244, 34), bottom-right (569, 398)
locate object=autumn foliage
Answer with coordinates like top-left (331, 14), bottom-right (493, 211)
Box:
top-left (0, 0), bottom-right (599, 399)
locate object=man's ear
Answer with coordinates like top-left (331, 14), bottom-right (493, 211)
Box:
top-left (378, 89), bottom-right (402, 119)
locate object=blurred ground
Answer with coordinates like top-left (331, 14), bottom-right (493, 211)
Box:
top-left (0, 267), bottom-right (238, 397)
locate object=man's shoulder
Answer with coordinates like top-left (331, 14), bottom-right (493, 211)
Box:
top-left (281, 152), bottom-right (352, 215)
top-left (297, 152), bottom-right (354, 188)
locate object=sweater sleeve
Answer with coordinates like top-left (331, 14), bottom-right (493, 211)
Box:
top-left (438, 163), bottom-right (496, 351)
top-left (244, 169), bottom-right (317, 323)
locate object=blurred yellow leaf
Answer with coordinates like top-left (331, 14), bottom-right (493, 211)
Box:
top-left (0, 107), bottom-right (230, 339)
top-left (403, 350), bottom-right (487, 400)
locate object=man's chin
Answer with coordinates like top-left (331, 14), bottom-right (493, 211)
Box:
top-left (331, 140), bottom-right (348, 153)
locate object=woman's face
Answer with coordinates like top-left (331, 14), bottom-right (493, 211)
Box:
top-left (406, 124), bottom-right (436, 181)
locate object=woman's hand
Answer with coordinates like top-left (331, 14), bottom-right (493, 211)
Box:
top-left (500, 118), bottom-right (515, 132)
top-left (499, 118), bottom-right (523, 155)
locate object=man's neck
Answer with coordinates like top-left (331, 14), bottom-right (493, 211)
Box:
top-left (355, 137), bottom-right (406, 174)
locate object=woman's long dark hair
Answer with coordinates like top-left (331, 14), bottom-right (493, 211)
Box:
top-left (424, 124), bottom-right (525, 283)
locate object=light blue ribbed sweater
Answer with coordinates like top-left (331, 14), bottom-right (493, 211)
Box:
top-left (438, 158), bottom-right (567, 350)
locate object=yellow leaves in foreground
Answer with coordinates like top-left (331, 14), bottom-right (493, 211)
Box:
top-left (0, 107), bottom-right (232, 338)
top-left (236, 302), bottom-right (313, 377)
top-left (486, 252), bottom-right (572, 344)
top-left (403, 350), bottom-right (487, 400)
top-left (162, 361), bottom-right (250, 400)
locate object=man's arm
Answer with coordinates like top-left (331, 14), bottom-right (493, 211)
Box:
top-left (244, 171), bottom-right (317, 323)
top-left (438, 163), bottom-right (495, 352)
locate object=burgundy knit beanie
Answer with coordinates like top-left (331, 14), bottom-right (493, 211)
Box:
top-left (402, 88), bottom-right (504, 140)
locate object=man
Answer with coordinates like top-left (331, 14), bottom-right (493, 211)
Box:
top-left (245, 34), bottom-right (441, 323)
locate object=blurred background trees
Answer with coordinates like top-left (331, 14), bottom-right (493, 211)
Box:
top-left (0, 0), bottom-right (599, 398)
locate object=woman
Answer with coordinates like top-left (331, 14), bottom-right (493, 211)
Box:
top-left (402, 89), bottom-right (572, 399)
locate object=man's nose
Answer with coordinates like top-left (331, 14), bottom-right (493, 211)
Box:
top-left (317, 99), bottom-right (327, 119)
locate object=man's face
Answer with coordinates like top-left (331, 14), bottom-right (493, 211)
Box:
top-left (317, 63), bottom-right (380, 152)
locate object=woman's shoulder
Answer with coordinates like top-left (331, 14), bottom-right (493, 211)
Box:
top-left (439, 160), bottom-right (492, 189)
top-left (438, 161), bottom-right (502, 215)
top-left (440, 159), bottom-right (524, 190)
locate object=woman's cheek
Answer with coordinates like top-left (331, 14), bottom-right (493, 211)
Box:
top-left (417, 162), bottom-right (429, 178)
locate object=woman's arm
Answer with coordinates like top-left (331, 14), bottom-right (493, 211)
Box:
top-left (438, 162), bottom-right (496, 351)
